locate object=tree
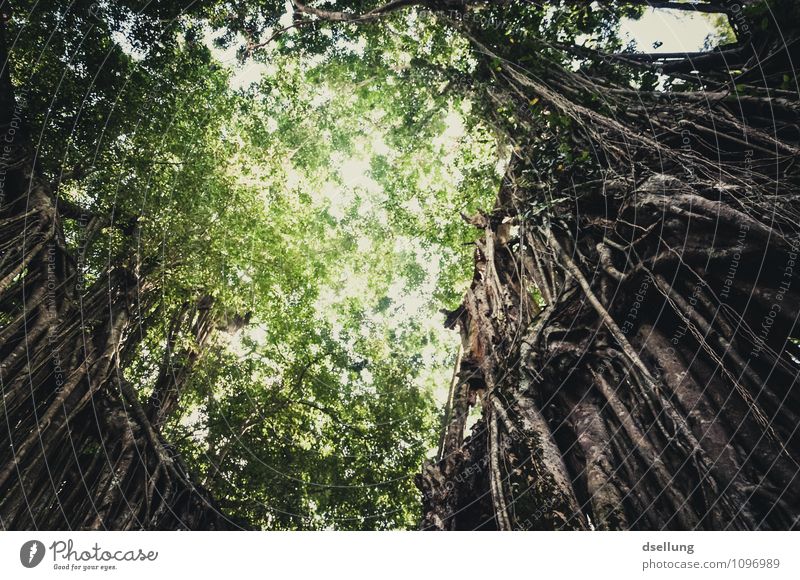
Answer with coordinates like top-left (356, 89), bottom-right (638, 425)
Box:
top-left (0, 0), bottom-right (492, 529)
top-left (415, 0), bottom-right (800, 530)
top-left (0, 1), bottom-right (247, 529)
top-left (2, 0), bottom-right (799, 532)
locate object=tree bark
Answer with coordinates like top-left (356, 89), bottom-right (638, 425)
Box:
top-left (0, 18), bottom-right (245, 530)
top-left (419, 1), bottom-right (800, 530)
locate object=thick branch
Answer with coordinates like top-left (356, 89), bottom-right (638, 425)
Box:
top-left (291, 0), bottom-right (425, 23)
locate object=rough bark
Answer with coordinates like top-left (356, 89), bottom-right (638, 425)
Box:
top-left (418, 1), bottom-right (800, 530)
top-left (0, 18), bottom-right (244, 530)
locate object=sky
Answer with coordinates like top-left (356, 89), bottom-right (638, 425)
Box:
top-left (619, 6), bottom-right (728, 53)
top-left (203, 38), bottom-right (470, 419)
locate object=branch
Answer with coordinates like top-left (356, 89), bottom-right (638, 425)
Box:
top-left (614, 1), bottom-right (731, 13)
top-left (55, 196), bottom-right (94, 221)
top-left (291, 0), bottom-right (425, 24)
top-left (487, 409), bottom-right (512, 530)
top-left (289, 399), bottom-right (367, 436)
top-left (555, 0), bottom-right (733, 13)
top-left (245, 20), bottom-right (315, 54)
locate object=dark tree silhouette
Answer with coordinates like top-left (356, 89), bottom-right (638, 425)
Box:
top-left (0, 12), bottom-right (243, 529)
top-left (418, 0), bottom-right (800, 530)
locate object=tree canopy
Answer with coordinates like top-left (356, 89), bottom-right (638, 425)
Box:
top-left (4, 0), bottom-right (505, 529)
top-left (2, 0), bottom-right (799, 530)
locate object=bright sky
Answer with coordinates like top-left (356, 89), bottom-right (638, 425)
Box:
top-left (202, 30), bottom-right (270, 90)
top-left (619, 7), bottom-right (726, 53)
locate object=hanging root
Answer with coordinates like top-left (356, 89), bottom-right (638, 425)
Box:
top-left (419, 3), bottom-right (800, 530)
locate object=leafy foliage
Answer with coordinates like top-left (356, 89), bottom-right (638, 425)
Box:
top-left (8, 0), bottom-right (505, 529)
top-left (7, 0), bottom-right (737, 530)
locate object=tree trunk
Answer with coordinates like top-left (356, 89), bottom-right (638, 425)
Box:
top-left (418, 2), bottom-right (800, 531)
top-left (0, 18), bottom-right (244, 530)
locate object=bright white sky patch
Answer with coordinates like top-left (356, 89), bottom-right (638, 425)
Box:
top-left (433, 107), bottom-right (466, 152)
top-left (204, 30), bottom-right (269, 90)
top-left (279, 0), bottom-right (294, 28)
top-left (339, 156), bottom-right (381, 194)
top-left (320, 179), bottom-right (353, 221)
top-left (620, 7), bottom-right (725, 53)
top-left (112, 30), bottom-right (147, 61)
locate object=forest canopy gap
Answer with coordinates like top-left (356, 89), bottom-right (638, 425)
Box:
top-left (1, 0), bottom-right (798, 532)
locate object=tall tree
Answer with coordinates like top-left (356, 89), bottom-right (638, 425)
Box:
top-left (0, 0), bottom-right (487, 529)
top-left (415, 0), bottom-right (800, 530)
top-left (0, 1), bottom-right (247, 529)
top-left (2, 0), bottom-right (799, 531)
